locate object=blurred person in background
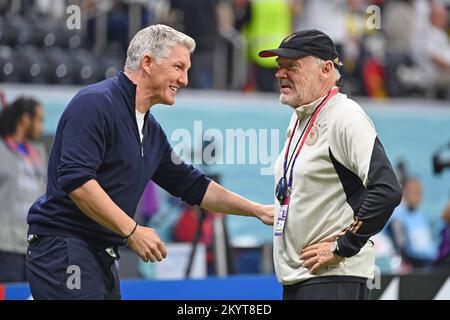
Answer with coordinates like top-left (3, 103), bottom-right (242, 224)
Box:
top-left (342, 0), bottom-right (367, 95)
top-left (26, 24), bottom-right (273, 300)
top-left (237, 0), bottom-right (297, 92)
top-left (259, 29), bottom-right (402, 300)
top-left (383, 0), bottom-right (419, 96)
top-left (295, 0), bottom-right (349, 62)
top-left (138, 181), bottom-right (160, 227)
top-left (384, 0), bottom-right (417, 56)
top-left (0, 97), bottom-right (46, 283)
top-left (172, 204), bottom-right (217, 274)
top-left (434, 201), bottom-right (450, 268)
top-left (411, 1), bottom-right (450, 99)
top-left (387, 177), bottom-right (437, 269)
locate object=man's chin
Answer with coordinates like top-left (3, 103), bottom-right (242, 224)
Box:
top-left (161, 97), bottom-right (175, 106)
top-left (279, 94), bottom-right (292, 106)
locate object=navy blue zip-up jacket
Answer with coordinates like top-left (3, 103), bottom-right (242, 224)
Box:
top-left (28, 72), bottom-right (211, 248)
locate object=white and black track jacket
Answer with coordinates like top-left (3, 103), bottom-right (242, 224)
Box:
top-left (273, 90), bottom-right (402, 285)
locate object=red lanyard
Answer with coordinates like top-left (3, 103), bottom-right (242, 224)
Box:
top-left (3, 136), bottom-right (43, 168)
top-left (283, 87), bottom-right (339, 188)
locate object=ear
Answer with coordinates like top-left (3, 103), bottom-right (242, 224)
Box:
top-left (321, 61), bottom-right (334, 79)
top-left (141, 54), bottom-right (154, 75)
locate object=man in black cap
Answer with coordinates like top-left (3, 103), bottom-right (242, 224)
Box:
top-left (260, 29), bottom-right (402, 300)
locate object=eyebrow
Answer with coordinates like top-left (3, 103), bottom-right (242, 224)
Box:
top-left (276, 57), bottom-right (296, 64)
top-left (276, 59), bottom-right (300, 68)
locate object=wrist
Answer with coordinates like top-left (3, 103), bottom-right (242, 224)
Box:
top-left (124, 221), bottom-right (138, 239)
top-left (331, 240), bottom-right (343, 258)
top-left (253, 203), bottom-right (262, 220)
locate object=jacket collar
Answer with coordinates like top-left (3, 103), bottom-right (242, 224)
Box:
top-left (116, 71), bottom-right (151, 140)
top-left (294, 86), bottom-right (339, 121)
top-left (294, 95), bottom-right (326, 121)
top-left (117, 71), bottom-right (137, 113)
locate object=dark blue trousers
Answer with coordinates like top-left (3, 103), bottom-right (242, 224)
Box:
top-left (26, 235), bottom-right (121, 300)
top-left (0, 251), bottom-right (27, 283)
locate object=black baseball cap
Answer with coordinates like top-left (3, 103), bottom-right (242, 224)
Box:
top-left (259, 29), bottom-right (342, 65)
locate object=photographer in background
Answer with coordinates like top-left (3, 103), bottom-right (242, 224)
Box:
top-left (387, 177), bottom-right (437, 269)
top-left (0, 97), bottom-right (46, 283)
top-left (434, 201), bottom-right (450, 269)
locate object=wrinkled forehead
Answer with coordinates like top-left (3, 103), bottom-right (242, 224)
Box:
top-left (275, 55), bottom-right (315, 66)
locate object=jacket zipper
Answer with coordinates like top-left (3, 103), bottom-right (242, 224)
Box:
top-left (133, 112), bottom-right (146, 158)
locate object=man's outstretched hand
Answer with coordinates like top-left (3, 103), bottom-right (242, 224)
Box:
top-left (256, 204), bottom-right (275, 225)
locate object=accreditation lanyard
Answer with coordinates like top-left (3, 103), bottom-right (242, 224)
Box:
top-left (274, 87), bottom-right (339, 236)
top-left (3, 136), bottom-right (43, 175)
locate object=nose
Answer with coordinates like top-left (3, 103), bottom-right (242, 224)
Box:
top-left (178, 70), bottom-right (188, 87)
top-left (275, 68), bottom-right (287, 79)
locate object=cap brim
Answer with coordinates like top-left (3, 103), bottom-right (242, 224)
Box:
top-left (258, 48), bottom-right (309, 59)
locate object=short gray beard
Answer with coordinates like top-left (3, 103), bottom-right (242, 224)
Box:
top-left (279, 93), bottom-right (298, 108)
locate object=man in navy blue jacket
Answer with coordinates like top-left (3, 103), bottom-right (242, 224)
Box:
top-left (26, 24), bottom-right (274, 300)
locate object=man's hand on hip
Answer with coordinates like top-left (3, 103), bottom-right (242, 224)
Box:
top-left (127, 225), bottom-right (167, 263)
top-left (300, 241), bottom-right (343, 274)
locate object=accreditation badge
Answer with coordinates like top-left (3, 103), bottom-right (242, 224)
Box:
top-left (274, 197), bottom-right (290, 236)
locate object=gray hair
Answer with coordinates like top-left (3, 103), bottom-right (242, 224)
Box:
top-left (316, 57), bottom-right (341, 83)
top-left (124, 24), bottom-right (196, 71)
